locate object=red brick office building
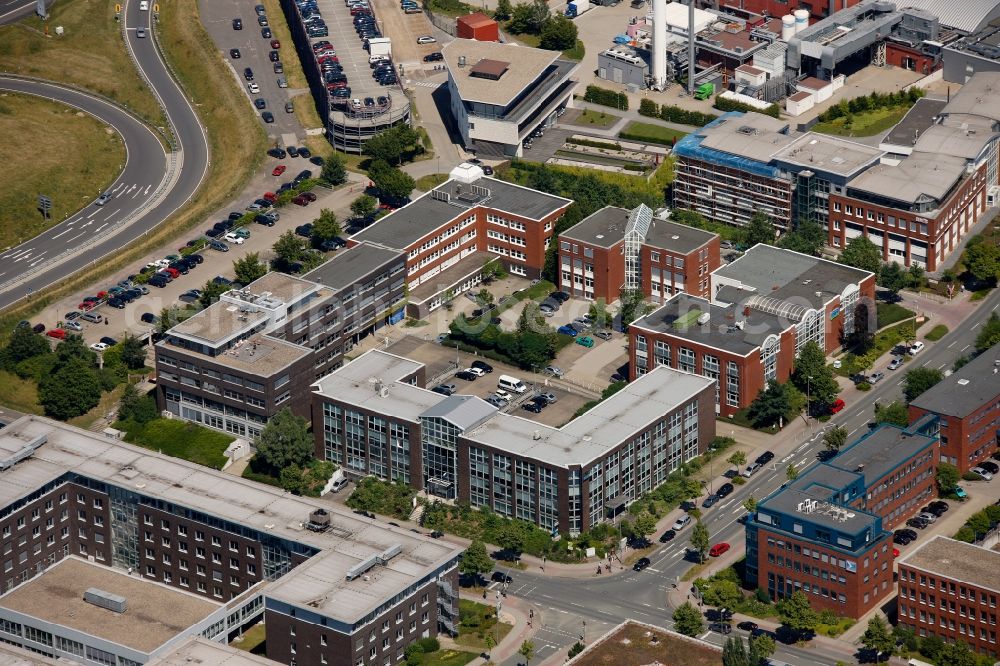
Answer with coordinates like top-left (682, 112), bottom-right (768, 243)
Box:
top-left (898, 536), bottom-right (1000, 658)
top-left (629, 244), bottom-right (875, 416)
top-left (908, 344), bottom-right (1000, 472)
top-left (557, 205), bottom-right (720, 304)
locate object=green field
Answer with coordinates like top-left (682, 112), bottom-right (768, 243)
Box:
top-left (566, 108), bottom-right (621, 128)
top-left (116, 418), bottom-right (233, 469)
top-left (0, 92), bottom-right (125, 249)
top-left (811, 106), bottom-right (910, 137)
top-left (619, 121), bottom-right (688, 146)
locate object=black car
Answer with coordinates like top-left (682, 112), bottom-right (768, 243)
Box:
top-left (230, 48), bottom-right (241, 58)
top-left (310, 155), bottom-right (326, 166)
top-left (471, 360), bottom-right (493, 373)
top-left (522, 402), bottom-right (543, 413)
top-left (244, 67), bottom-right (254, 81)
top-left (755, 451), bottom-right (775, 465)
top-left (232, 17), bottom-right (243, 29)
top-left (928, 500), bottom-right (949, 515)
top-left (423, 51), bottom-right (443, 62)
top-left (491, 571), bottom-right (513, 584)
top-left (256, 214), bottom-right (275, 227)
top-left (212, 276), bottom-right (233, 286)
top-left (737, 621), bottom-right (758, 633)
top-left (140, 312), bottom-right (158, 324)
top-left (168, 262), bottom-right (188, 275)
top-left (893, 531), bottom-right (914, 546)
top-left (716, 483), bottom-right (735, 498)
top-left (455, 370), bottom-right (477, 381)
top-left (906, 517), bottom-right (929, 529)
top-left (267, 147), bottom-right (287, 159)
top-left (254, 98), bottom-right (266, 109)
top-left (429, 531), bottom-right (444, 539)
top-left (295, 169), bottom-right (313, 181)
top-left (148, 275), bottom-right (169, 288)
top-left (261, 27), bottom-right (272, 38)
top-left (633, 557), bottom-right (651, 572)
top-left (288, 145), bottom-right (300, 157)
top-left (979, 461), bottom-right (999, 476)
top-left (295, 224), bottom-right (313, 238)
top-left (188, 253), bottom-right (204, 265)
top-left (298, 148), bottom-right (313, 159)
top-left (262, 112), bottom-right (274, 123)
top-left (100, 336), bottom-right (118, 347)
top-left (658, 530), bottom-right (676, 543)
top-left (550, 290), bottom-right (571, 303)
top-left (269, 49), bottom-right (280, 62)
top-left (703, 494), bottom-right (719, 508)
top-left (107, 298), bottom-right (125, 309)
top-left (432, 384), bottom-right (456, 396)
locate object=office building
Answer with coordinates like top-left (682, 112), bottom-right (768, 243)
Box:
top-left (556, 204), bottom-right (720, 304)
top-left (746, 419), bottom-right (939, 618)
top-left (628, 244), bottom-right (875, 416)
top-left (442, 39), bottom-right (578, 158)
top-left (312, 350), bottom-right (716, 536)
top-left (898, 536), bottom-right (1000, 657)
top-left (351, 163), bottom-right (572, 317)
top-left (0, 415), bottom-right (461, 665)
top-left (908, 344), bottom-right (1000, 472)
top-left (154, 244), bottom-right (406, 438)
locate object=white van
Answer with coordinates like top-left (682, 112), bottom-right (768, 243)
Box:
top-left (497, 375), bottom-right (527, 394)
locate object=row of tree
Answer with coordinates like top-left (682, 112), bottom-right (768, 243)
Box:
top-left (495, 0), bottom-right (579, 51)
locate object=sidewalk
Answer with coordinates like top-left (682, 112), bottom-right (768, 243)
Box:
top-left (458, 595), bottom-right (536, 666)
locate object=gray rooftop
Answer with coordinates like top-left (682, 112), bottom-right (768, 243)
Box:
top-left (828, 423), bottom-right (937, 488)
top-left (303, 242), bottom-right (405, 291)
top-left (422, 394), bottom-right (497, 430)
top-left (352, 177), bottom-right (570, 251)
top-left (559, 206), bottom-right (716, 254)
top-left (713, 244), bottom-right (873, 311)
top-left (0, 416), bottom-right (461, 626)
top-left (914, 122), bottom-right (1000, 160)
top-left (881, 97), bottom-right (948, 151)
top-left (697, 113), bottom-right (797, 162)
top-left (644, 216), bottom-right (716, 254)
top-left (847, 153), bottom-right (968, 207)
top-left (442, 39), bottom-right (560, 108)
top-left (898, 536), bottom-right (1000, 592)
top-left (909, 344), bottom-right (1000, 417)
top-left (148, 637), bottom-right (282, 666)
top-left (771, 133), bottom-right (883, 178)
top-left (759, 486), bottom-right (879, 537)
top-left (631, 294), bottom-right (789, 356)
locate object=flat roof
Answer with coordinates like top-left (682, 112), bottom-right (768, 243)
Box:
top-left (828, 423), bottom-right (937, 488)
top-left (847, 153), bottom-right (967, 206)
top-left (409, 251), bottom-right (496, 303)
top-left (457, 12), bottom-right (495, 27)
top-left (157, 333), bottom-right (312, 377)
top-left (644, 216), bottom-right (716, 253)
top-left (353, 177), bottom-right (570, 251)
top-left (443, 39), bottom-right (560, 108)
top-left (303, 243), bottom-right (405, 291)
top-left (798, 76), bottom-right (832, 90)
top-left (913, 123), bottom-right (1000, 160)
top-left (148, 637), bottom-right (281, 666)
top-left (909, 344), bottom-right (1000, 417)
top-left (697, 113), bottom-right (797, 162)
top-left (772, 133), bottom-right (883, 178)
top-left (169, 300), bottom-right (269, 345)
top-left (0, 417), bottom-right (461, 625)
top-left (760, 486), bottom-right (879, 536)
top-left (631, 294), bottom-right (788, 356)
top-left (559, 207), bottom-right (716, 253)
top-left (713, 244), bottom-right (872, 310)
top-left (932, 73), bottom-right (1000, 123)
top-left (898, 536), bottom-right (1000, 592)
top-left (0, 557), bottom-right (220, 653)
top-left (881, 97), bottom-right (948, 149)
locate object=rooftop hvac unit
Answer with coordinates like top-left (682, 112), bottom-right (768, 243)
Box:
top-left (84, 588), bottom-right (128, 614)
top-left (307, 508), bottom-right (331, 532)
top-left (377, 544), bottom-right (402, 564)
top-left (697, 312), bottom-right (711, 325)
top-left (346, 554), bottom-right (380, 581)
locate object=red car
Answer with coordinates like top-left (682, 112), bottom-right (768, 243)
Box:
top-left (272, 165), bottom-right (286, 176)
top-left (270, 39), bottom-right (281, 49)
top-left (46, 329), bottom-right (67, 340)
top-left (78, 301), bottom-right (96, 311)
top-left (709, 542), bottom-right (731, 557)
top-left (830, 398), bottom-right (846, 414)
top-left (292, 195), bottom-right (310, 206)
top-left (300, 191), bottom-right (317, 202)
top-left (892, 547), bottom-right (900, 558)
top-left (262, 192), bottom-right (277, 203)
top-left (163, 267), bottom-right (181, 279)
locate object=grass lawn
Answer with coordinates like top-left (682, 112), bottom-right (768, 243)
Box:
top-left (116, 418), bottom-right (233, 469)
top-left (0, 92), bottom-right (125, 248)
top-left (816, 617), bottom-right (856, 638)
top-left (455, 600), bottom-right (513, 650)
top-left (924, 324), bottom-right (948, 341)
top-left (0, 2), bottom-right (166, 129)
top-left (416, 173), bottom-right (449, 191)
top-left (260, 0), bottom-right (306, 90)
top-left (566, 108), bottom-right (621, 128)
top-left (619, 121), bottom-right (687, 146)
top-left (876, 302), bottom-right (915, 329)
top-left (0, 370), bottom-right (42, 415)
top-left (413, 650), bottom-right (477, 666)
top-left (563, 39), bottom-right (585, 61)
top-left (231, 623), bottom-right (267, 655)
top-left (811, 106), bottom-right (910, 137)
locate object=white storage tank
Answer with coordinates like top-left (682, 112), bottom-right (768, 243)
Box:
top-left (793, 8), bottom-right (809, 33)
top-left (781, 14), bottom-right (795, 40)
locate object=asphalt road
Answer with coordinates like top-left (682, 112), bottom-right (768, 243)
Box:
top-left (0, 0), bottom-right (35, 25)
top-left (492, 288), bottom-right (1000, 666)
top-left (0, 0), bottom-right (209, 312)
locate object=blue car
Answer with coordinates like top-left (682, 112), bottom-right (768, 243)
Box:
top-left (557, 325), bottom-right (578, 337)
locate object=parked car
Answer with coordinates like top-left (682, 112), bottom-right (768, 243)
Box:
top-left (756, 451), bottom-right (774, 465)
top-left (433, 383), bottom-right (456, 396)
top-left (906, 517), bottom-right (929, 529)
top-left (472, 360), bottom-right (493, 374)
top-left (909, 341), bottom-right (926, 355)
top-left (576, 336), bottom-right (594, 348)
top-left (709, 542), bottom-right (730, 557)
top-left (970, 466), bottom-right (994, 480)
top-left (716, 483), bottom-right (734, 498)
top-left (702, 494), bottom-right (719, 508)
top-left (536, 392), bottom-right (557, 404)
top-left (455, 370), bottom-right (477, 381)
top-left (544, 365), bottom-right (563, 377)
top-left (743, 462), bottom-right (762, 477)
top-left (979, 461), bottom-right (999, 476)
top-left (594, 330), bottom-right (613, 340)
top-left (672, 515), bottom-right (692, 531)
top-left (887, 356), bottom-right (903, 370)
top-left (522, 402), bottom-right (543, 414)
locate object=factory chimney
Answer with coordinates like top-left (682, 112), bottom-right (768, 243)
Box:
top-left (687, 0), bottom-right (695, 94)
top-left (651, 0), bottom-right (667, 88)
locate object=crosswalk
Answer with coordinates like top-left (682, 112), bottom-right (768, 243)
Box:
top-left (412, 80), bottom-right (443, 89)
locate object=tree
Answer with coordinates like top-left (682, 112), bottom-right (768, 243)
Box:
top-left (743, 495), bottom-right (758, 513)
top-left (728, 451), bottom-right (747, 470)
top-left (878, 261), bottom-right (907, 301)
top-left (588, 299), bottom-right (613, 330)
top-left (823, 426), bottom-right (848, 452)
top-left (776, 590), bottom-right (818, 635)
top-left (508, 0), bottom-right (549, 33)
top-left (481, 259), bottom-right (506, 283)
top-left (902, 367), bottom-right (944, 403)
top-left (311, 208), bottom-right (342, 244)
top-left (860, 615), bottom-right (894, 660)
top-left (838, 236), bottom-right (882, 275)
top-left (493, 0), bottom-right (512, 20)
top-left (704, 580), bottom-right (743, 609)
top-left (483, 634), bottom-right (497, 661)
top-left (723, 636), bottom-right (750, 666)
top-left (617, 288), bottom-right (646, 331)
top-left (363, 125), bottom-right (422, 165)
top-left (690, 519), bottom-right (709, 563)
top-left (198, 280), bottom-right (228, 309)
top-left (965, 241), bottom-right (1000, 283)
top-left (118, 334), bottom-right (146, 370)
top-left (936, 462), bottom-right (960, 494)
top-left (494, 524), bottom-right (525, 553)
top-left (539, 14), bottom-right (577, 51)
top-left (518, 640), bottom-right (536, 666)
top-left (777, 220), bottom-right (824, 256)
top-left (273, 231), bottom-right (306, 266)
top-left (459, 540), bottom-right (494, 579)
top-left (254, 407), bottom-right (313, 473)
top-left (1, 326), bottom-right (51, 368)
top-left (39, 357), bottom-right (101, 420)
top-left (742, 212), bottom-right (775, 248)
top-left (786, 464), bottom-right (799, 481)
top-left (517, 302), bottom-right (546, 335)
top-left (747, 380), bottom-right (794, 429)
top-left (935, 641), bottom-right (977, 666)
top-left (118, 382), bottom-right (158, 424)
top-left (873, 400), bottom-right (908, 427)
top-left (369, 160), bottom-right (416, 200)
top-left (477, 288), bottom-right (494, 306)
top-left (748, 633), bottom-right (775, 666)
top-left (907, 263), bottom-right (925, 289)
top-left (233, 252), bottom-right (268, 285)
top-left (791, 341), bottom-right (839, 409)
top-left (350, 194), bottom-right (377, 220)
top-left (321, 153), bottom-right (347, 185)
top-left (975, 312), bottom-right (1000, 352)
top-left (672, 601), bottom-right (703, 637)
top-left (633, 513), bottom-right (657, 538)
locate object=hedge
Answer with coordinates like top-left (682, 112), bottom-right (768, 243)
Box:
top-left (713, 95), bottom-right (781, 118)
top-left (639, 98), bottom-right (718, 127)
top-left (565, 137), bottom-right (623, 150)
top-left (583, 85), bottom-right (629, 110)
top-left (817, 88), bottom-right (924, 123)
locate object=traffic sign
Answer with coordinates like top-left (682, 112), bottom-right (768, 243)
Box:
top-left (38, 194), bottom-right (52, 220)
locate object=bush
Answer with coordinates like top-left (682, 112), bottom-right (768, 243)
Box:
top-left (638, 98), bottom-right (658, 117)
top-left (583, 85), bottom-right (628, 110)
top-left (414, 637), bottom-right (440, 653)
top-left (565, 137), bottom-right (623, 150)
top-left (963, 471), bottom-right (984, 481)
top-left (856, 382), bottom-right (872, 392)
top-left (713, 96), bottom-right (780, 118)
top-left (658, 103), bottom-right (718, 127)
top-left (568, 642), bottom-right (585, 658)
top-left (817, 88), bottom-right (924, 123)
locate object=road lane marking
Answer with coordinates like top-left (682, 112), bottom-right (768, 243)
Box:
top-left (51, 227), bottom-right (75, 239)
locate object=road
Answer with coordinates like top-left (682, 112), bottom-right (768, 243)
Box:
top-left (0, 0), bottom-right (209, 312)
top-left (0, 0), bottom-right (35, 25)
top-left (491, 288), bottom-right (1000, 666)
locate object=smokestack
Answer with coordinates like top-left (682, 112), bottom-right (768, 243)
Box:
top-left (687, 0), bottom-right (695, 94)
top-left (652, 0), bottom-right (667, 88)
